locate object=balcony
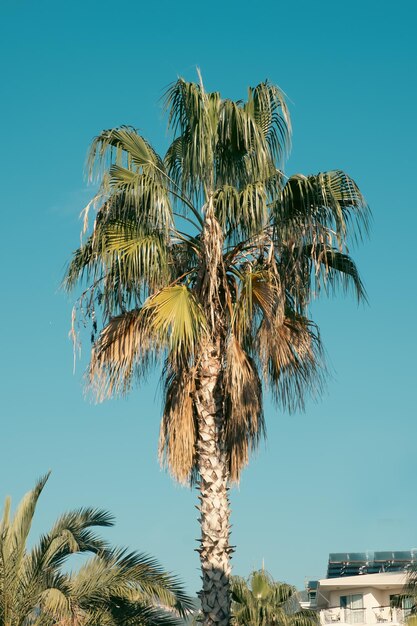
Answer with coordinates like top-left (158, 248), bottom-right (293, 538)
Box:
top-left (320, 607), bottom-right (409, 625)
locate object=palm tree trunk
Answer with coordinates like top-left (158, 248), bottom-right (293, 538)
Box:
top-left (195, 339), bottom-right (231, 626)
top-left (195, 203), bottom-right (231, 626)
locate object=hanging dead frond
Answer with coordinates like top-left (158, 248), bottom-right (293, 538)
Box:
top-left (233, 267), bottom-right (282, 345)
top-left (89, 309), bottom-right (155, 401)
top-left (90, 286), bottom-right (207, 402)
top-left (223, 335), bottom-right (264, 482)
top-left (159, 365), bottom-right (197, 485)
top-left (258, 311), bottom-right (325, 412)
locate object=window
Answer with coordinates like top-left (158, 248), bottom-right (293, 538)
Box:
top-left (340, 595), bottom-right (364, 624)
top-left (390, 595), bottom-right (414, 618)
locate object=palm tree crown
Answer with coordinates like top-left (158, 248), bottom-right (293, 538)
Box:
top-left (65, 73), bottom-right (369, 626)
top-left (231, 569), bottom-right (318, 626)
top-left (65, 75), bottom-right (368, 483)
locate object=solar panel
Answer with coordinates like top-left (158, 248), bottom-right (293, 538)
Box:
top-left (326, 551), bottom-right (414, 578)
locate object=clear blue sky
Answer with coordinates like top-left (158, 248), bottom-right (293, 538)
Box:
top-left (1, 0), bottom-right (416, 594)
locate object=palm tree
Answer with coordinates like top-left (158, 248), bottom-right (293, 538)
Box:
top-left (64, 73), bottom-right (369, 626)
top-left (393, 567), bottom-right (417, 621)
top-left (231, 569), bottom-right (318, 626)
top-left (0, 474), bottom-right (192, 626)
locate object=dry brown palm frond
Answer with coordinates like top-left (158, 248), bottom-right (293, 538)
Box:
top-left (223, 335), bottom-right (264, 482)
top-left (159, 365), bottom-right (197, 485)
top-left (233, 267), bottom-right (282, 344)
top-left (89, 309), bottom-right (156, 402)
top-left (250, 270), bottom-right (279, 315)
top-left (258, 312), bottom-right (325, 412)
top-left (90, 285), bottom-right (207, 402)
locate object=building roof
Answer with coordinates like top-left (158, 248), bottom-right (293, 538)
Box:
top-left (318, 572), bottom-right (407, 591)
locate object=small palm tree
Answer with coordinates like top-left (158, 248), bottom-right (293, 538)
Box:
top-left (0, 474), bottom-right (192, 626)
top-left (65, 73), bottom-right (368, 626)
top-left (231, 569), bottom-right (318, 626)
top-left (394, 568), bottom-right (417, 621)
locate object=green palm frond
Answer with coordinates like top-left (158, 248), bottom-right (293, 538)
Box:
top-left (106, 598), bottom-right (185, 626)
top-left (6, 472), bottom-right (50, 563)
top-left (90, 287), bottom-right (207, 401)
top-left (304, 244), bottom-right (367, 302)
top-left (113, 549), bottom-right (194, 617)
top-left (106, 175), bottom-right (173, 231)
top-left (39, 587), bottom-right (72, 621)
top-left (63, 236), bottom-right (95, 291)
top-left (143, 285), bottom-right (207, 360)
top-left (216, 98), bottom-right (274, 189)
top-left (72, 548), bottom-right (193, 618)
top-left (36, 507), bottom-right (113, 568)
top-left (87, 128), bottom-right (173, 235)
top-left (214, 182), bottom-right (268, 237)
top-left (246, 81), bottom-right (291, 164)
top-left (88, 126), bottom-right (166, 182)
top-left (278, 170), bottom-right (370, 248)
top-left (231, 576), bottom-right (253, 605)
top-left (289, 610), bottom-right (321, 626)
top-left (100, 219), bottom-right (170, 291)
top-left (165, 78), bottom-right (218, 198)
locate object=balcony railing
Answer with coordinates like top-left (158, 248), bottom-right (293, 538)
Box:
top-left (320, 607), bottom-right (409, 625)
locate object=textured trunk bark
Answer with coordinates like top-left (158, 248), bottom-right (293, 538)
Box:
top-left (195, 203), bottom-right (231, 626)
top-left (195, 339), bottom-right (231, 626)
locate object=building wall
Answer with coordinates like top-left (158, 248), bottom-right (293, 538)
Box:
top-left (329, 588), bottom-right (377, 610)
top-left (328, 587), bottom-right (400, 609)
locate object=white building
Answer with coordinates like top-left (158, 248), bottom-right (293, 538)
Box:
top-left (301, 552), bottom-right (416, 626)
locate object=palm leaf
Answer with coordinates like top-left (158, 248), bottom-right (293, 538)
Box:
top-left (143, 285), bottom-right (207, 359)
top-left (246, 81), bottom-right (291, 164)
top-left (63, 236), bottom-right (96, 292)
top-left (89, 309), bottom-right (154, 401)
top-left (258, 311), bottom-right (325, 412)
top-left (72, 548), bottom-right (193, 618)
top-left (213, 182), bottom-right (268, 237)
top-left (100, 219), bottom-right (170, 291)
top-left (232, 267), bottom-right (280, 344)
top-left (165, 78), bottom-right (218, 199)
top-left (106, 598), bottom-right (185, 626)
top-left (289, 610), bottom-right (320, 626)
top-left (39, 587), bottom-right (72, 621)
top-left (159, 365), bottom-right (197, 485)
top-left (88, 127), bottom-right (166, 181)
top-left (6, 472), bottom-right (50, 565)
top-left (278, 170), bottom-right (370, 248)
top-left (36, 507), bottom-right (113, 568)
top-left (223, 336), bottom-right (264, 482)
top-left (304, 244), bottom-right (367, 302)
